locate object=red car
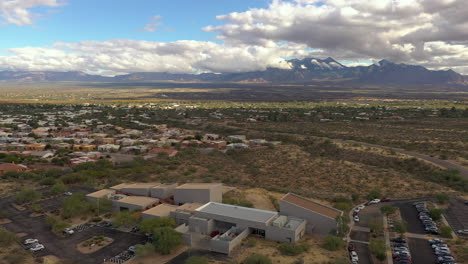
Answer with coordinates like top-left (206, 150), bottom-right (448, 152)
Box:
top-left (381, 197), bottom-right (391, 202)
top-left (348, 243), bottom-right (355, 252)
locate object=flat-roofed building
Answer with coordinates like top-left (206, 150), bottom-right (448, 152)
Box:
top-left (180, 202), bottom-right (306, 255)
top-left (150, 183), bottom-right (178, 199)
top-left (109, 183), bottom-right (132, 192)
top-left (85, 189), bottom-right (116, 203)
top-left (121, 182), bottom-right (160, 196)
top-left (170, 203), bottom-right (203, 225)
top-left (142, 204), bottom-right (179, 220)
top-left (112, 196), bottom-right (159, 212)
top-left (174, 183), bottom-right (222, 205)
top-left (279, 193), bottom-right (342, 235)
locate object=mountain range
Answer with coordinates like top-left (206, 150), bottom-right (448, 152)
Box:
top-left (0, 58), bottom-right (466, 85)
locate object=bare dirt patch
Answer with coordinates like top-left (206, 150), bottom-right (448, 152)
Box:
top-left (0, 219), bottom-right (11, 225)
top-left (77, 236), bottom-right (114, 254)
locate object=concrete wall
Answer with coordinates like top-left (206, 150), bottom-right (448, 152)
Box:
top-left (171, 210), bottom-right (193, 225)
top-left (265, 220), bottom-right (306, 243)
top-left (188, 216), bottom-right (215, 235)
top-left (122, 187), bottom-right (151, 196)
top-left (193, 210), bottom-right (273, 231)
top-left (112, 201), bottom-right (147, 212)
top-left (174, 185), bottom-right (222, 205)
top-left (279, 200), bottom-right (337, 235)
top-left (150, 184), bottom-right (177, 199)
top-left (210, 228), bottom-right (250, 255)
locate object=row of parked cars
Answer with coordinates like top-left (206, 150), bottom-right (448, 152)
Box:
top-left (23, 238), bottom-right (45, 252)
top-left (391, 237), bottom-right (412, 264)
top-left (414, 202), bottom-right (439, 234)
top-left (429, 238), bottom-right (457, 264)
top-left (353, 197), bottom-right (391, 223)
top-left (347, 242), bottom-right (359, 264)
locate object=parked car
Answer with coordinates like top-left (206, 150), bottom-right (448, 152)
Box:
top-left (24, 238), bottom-right (38, 245)
top-left (128, 246), bottom-right (136, 254)
top-left (354, 215), bottom-right (360, 222)
top-left (350, 251), bottom-right (359, 262)
top-left (348, 243), bottom-right (355, 252)
top-left (63, 228), bottom-right (74, 235)
top-left (30, 244), bottom-right (45, 252)
top-left (381, 197), bottom-right (391, 202)
top-left (457, 229), bottom-right (468, 235)
top-left (64, 192), bottom-right (73, 196)
top-left (392, 238), bottom-right (406, 243)
top-left (368, 199), bottom-right (381, 205)
top-left (429, 238), bottom-right (444, 244)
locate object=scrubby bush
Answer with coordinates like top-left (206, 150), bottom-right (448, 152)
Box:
top-left (0, 229), bottom-right (17, 246)
top-left (428, 208), bottom-right (443, 221)
top-left (62, 193), bottom-right (92, 219)
top-left (278, 243), bottom-right (310, 256)
top-left (440, 225), bottom-right (453, 238)
top-left (369, 239), bottom-right (386, 261)
top-left (244, 254), bottom-right (272, 264)
top-left (152, 227), bottom-right (183, 255)
top-left (14, 188), bottom-right (41, 204)
top-left (322, 235), bottom-right (343, 251)
top-left (139, 217), bottom-right (176, 233)
top-left (435, 193), bottom-right (450, 204)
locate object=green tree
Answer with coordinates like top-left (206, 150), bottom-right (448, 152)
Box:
top-left (369, 239), bottom-right (386, 261)
top-left (394, 221), bottom-right (408, 235)
top-left (50, 181), bottom-right (67, 194)
top-left (112, 210), bottom-right (141, 228)
top-left (14, 188), bottom-right (41, 204)
top-left (380, 205), bottom-right (397, 215)
top-left (139, 217), bottom-right (176, 233)
top-left (428, 208), bottom-right (443, 221)
top-left (62, 193), bottom-right (92, 219)
top-left (152, 227), bottom-right (183, 255)
top-left (135, 243), bottom-right (156, 257)
top-left (92, 197), bottom-right (113, 215)
top-left (322, 235), bottom-right (343, 251)
top-left (335, 215), bottom-right (349, 237)
top-left (244, 254), bottom-right (272, 264)
top-left (185, 256), bottom-right (209, 264)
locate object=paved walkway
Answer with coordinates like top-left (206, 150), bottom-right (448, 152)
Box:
top-left (383, 216), bottom-right (393, 264)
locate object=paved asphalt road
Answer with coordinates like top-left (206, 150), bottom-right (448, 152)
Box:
top-left (354, 242), bottom-right (373, 264)
top-left (408, 238), bottom-right (437, 264)
top-left (395, 202), bottom-right (426, 234)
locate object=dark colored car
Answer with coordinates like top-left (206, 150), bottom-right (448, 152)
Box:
top-left (348, 243), bottom-right (355, 252)
top-left (381, 197), bottom-right (391, 202)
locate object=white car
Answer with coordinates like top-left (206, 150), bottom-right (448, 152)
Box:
top-left (30, 244), bottom-right (45, 252)
top-left (457, 229), bottom-right (468, 235)
top-left (63, 228), bottom-right (74, 235)
top-left (354, 207), bottom-right (361, 213)
top-left (64, 192), bottom-right (73, 196)
top-left (368, 199), bottom-right (381, 205)
top-left (354, 216), bottom-right (360, 222)
top-left (357, 205), bottom-right (365, 210)
top-left (24, 238), bottom-right (38, 245)
top-left (350, 251), bottom-right (359, 262)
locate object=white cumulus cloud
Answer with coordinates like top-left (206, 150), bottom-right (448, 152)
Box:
top-left (0, 0), bottom-right (64, 25)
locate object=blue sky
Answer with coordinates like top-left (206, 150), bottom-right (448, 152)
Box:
top-left (0, 0), bottom-right (269, 50)
top-left (0, 0), bottom-right (465, 74)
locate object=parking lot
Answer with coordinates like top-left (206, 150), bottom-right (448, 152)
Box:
top-left (395, 201), bottom-right (427, 234)
top-left (408, 238), bottom-right (436, 264)
top-left (0, 187), bottom-right (147, 264)
top-left (445, 197), bottom-right (468, 234)
top-left (354, 242), bottom-right (373, 264)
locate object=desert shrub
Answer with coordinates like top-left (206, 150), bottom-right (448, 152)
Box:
top-left (366, 189), bottom-right (381, 200)
top-left (435, 193), bottom-right (450, 204)
top-left (139, 217), bottom-right (176, 233)
top-left (380, 205), bottom-right (397, 215)
top-left (369, 239), bottom-right (386, 261)
top-left (14, 188), bottom-right (41, 204)
top-left (39, 177), bottom-right (56, 185)
top-left (278, 243), bottom-right (310, 256)
top-left (45, 216), bottom-right (70, 232)
top-left (4, 252), bottom-right (28, 264)
top-left (112, 210), bottom-right (141, 228)
top-left (244, 254), bottom-right (272, 264)
top-left (185, 256), bottom-right (209, 264)
top-left (222, 197), bottom-right (253, 208)
top-left (135, 243), bottom-right (156, 257)
top-left (246, 238), bottom-right (257, 247)
top-left (50, 181), bottom-right (67, 194)
top-left (0, 229), bottom-right (17, 246)
top-left (440, 225), bottom-right (453, 238)
top-left (322, 235), bottom-right (343, 251)
top-left (394, 221), bottom-right (408, 235)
